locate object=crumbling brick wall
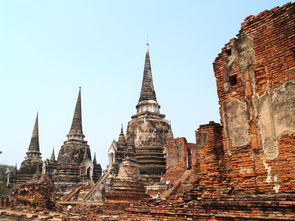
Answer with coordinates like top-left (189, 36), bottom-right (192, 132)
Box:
top-left (11, 175), bottom-right (57, 210)
top-left (163, 138), bottom-right (196, 183)
top-left (194, 121), bottom-right (225, 196)
top-left (213, 2), bottom-right (295, 194)
top-left (166, 137), bottom-right (195, 169)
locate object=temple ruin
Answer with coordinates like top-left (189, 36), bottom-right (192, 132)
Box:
top-left (84, 44), bottom-right (173, 202)
top-left (3, 2), bottom-right (295, 220)
top-left (13, 114), bottom-right (43, 184)
top-left (10, 88), bottom-right (102, 199)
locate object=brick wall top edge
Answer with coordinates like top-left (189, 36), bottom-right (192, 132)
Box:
top-left (241, 2), bottom-right (294, 27)
top-left (187, 143), bottom-right (196, 146)
top-left (167, 137), bottom-right (187, 142)
top-left (198, 121), bottom-right (222, 129)
top-left (213, 2), bottom-right (294, 62)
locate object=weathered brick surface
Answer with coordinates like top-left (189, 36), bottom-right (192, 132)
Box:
top-left (6, 3), bottom-right (294, 221)
top-left (11, 175), bottom-right (57, 211)
top-left (166, 137), bottom-right (195, 170)
top-left (213, 2), bottom-right (295, 194)
top-left (193, 122), bottom-right (225, 196)
top-left (163, 137), bottom-right (196, 185)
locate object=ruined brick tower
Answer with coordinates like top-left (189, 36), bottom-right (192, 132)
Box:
top-left (125, 44), bottom-right (173, 183)
top-left (213, 3), bottom-right (295, 194)
top-left (16, 113), bottom-right (43, 183)
top-left (50, 88), bottom-right (102, 196)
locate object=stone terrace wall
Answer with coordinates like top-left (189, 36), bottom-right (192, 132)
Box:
top-left (213, 2), bottom-right (295, 194)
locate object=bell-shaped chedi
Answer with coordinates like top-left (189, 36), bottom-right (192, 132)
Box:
top-left (57, 88), bottom-right (90, 164)
top-left (133, 43), bottom-right (163, 119)
top-left (84, 46), bottom-right (173, 202)
top-left (17, 113), bottom-right (43, 183)
top-left (52, 88), bottom-right (102, 197)
top-left (126, 44), bottom-right (173, 184)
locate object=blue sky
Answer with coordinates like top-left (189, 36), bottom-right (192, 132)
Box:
top-left (0, 0), bottom-right (291, 169)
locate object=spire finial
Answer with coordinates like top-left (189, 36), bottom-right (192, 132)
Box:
top-left (50, 147), bottom-right (55, 161)
top-left (146, 35), bottom-right (149, 51)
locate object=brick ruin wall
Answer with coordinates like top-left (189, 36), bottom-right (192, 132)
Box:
top-left (164, 138), bottom-right (196, 182)
top-left (193, 122), bottom-right (225, 197)
top-left (213, 2), bottom-right (295, 194)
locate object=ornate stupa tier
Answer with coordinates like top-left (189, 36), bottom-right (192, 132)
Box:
top-left (135, 100), bottom-right (165, 119)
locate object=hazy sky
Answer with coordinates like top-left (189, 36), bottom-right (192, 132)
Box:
top-left (0, 0), bottom-right (290, 169)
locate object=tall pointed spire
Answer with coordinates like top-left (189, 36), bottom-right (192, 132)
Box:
top-left (120, 124), bottom-right (124, 136)
top-left (118, 124), bottom-right (126, 146)
top-left (67, 88), bottom-right (85, 141)
top-left (28, 113), bottom-right (40, 152)
top-left (134, 44), bottom-right (164, 118)
top-left (138, 43), bottom-right (157, 102)
top-left (50, 147), bottom-right (55, 161)
top-left (93, 152), bottom-right (97, 166)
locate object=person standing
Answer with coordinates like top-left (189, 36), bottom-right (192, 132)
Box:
top-left (166, 179), bottom-right (170, 189)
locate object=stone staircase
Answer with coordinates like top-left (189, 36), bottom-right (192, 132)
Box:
top-left (83, 170), bottom-right (112, 202)
top-left (61, 185), bottom-right (93, 202)
top-left (61, 186), bottom-right (83, 201)
top-left (160, 169), bottom-right (192, 199)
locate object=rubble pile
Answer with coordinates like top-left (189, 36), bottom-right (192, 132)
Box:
top-left (11, 175), bottom-right (57, 210)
